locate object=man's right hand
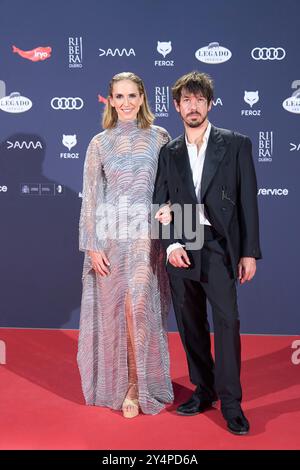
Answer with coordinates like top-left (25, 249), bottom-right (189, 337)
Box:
top-left (88, 250), bottom-right (110, 276)
top-left (168, 248), bottom-right (191, 268)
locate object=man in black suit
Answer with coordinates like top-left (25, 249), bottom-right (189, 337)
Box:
top-left (153, 71), bottom-right (261, 435)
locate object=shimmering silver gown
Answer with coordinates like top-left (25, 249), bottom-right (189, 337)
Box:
top-left (78, 120), bottom-right (174, 414)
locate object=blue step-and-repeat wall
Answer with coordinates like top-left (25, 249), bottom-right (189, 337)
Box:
top-left (0, 0), bottom-right (299, 334)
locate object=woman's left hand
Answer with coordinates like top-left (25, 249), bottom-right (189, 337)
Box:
top-left (154, 203), bottom-right (172, 225)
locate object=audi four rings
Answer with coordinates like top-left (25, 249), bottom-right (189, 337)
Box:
top-left (51, 97), bottom-right (84, 110)
top-left (251, 47), bottom-right (286, 60)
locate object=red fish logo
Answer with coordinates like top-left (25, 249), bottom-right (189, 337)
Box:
top-left (98, 95), bottom-right (108, 105)
top-left (12, 45), bottom-right (52, 62)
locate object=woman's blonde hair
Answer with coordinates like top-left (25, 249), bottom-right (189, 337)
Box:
top-left (102, 72), bottom-right (154, 129)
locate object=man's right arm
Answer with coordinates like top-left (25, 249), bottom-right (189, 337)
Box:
top-left (153, 145), bottom-right (169, 209)
top-left (153, 145), bottom-right (178, 252)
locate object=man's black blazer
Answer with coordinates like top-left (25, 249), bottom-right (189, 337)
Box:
top-left (152, 124), bottom-right (262, 280)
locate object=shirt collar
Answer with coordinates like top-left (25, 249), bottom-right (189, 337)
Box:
top-left (185, 121), bottom-right (211, 147)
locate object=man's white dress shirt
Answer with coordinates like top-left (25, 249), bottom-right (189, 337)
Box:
top-left (166, 122), bottom-right (212, 260)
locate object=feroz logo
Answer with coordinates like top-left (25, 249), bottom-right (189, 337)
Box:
top-left (258, 131), bottom-right (273, 162)
top-left (291, 340), bottom-right (300, 365)
top-left (99, 48), bottom-right (135, 57)
top-left (51, 97), bottom-right (84, 110)
top-left (241, 91), bottom-right (261, 116)
top-left (61, 134), bottom-right (79, 159)
top-left (244, 91), bottom-right (259, 108)
top-left (155, 41), bottom-right (174, 67)
top-left (12, 45), bottom-right (52, 62)
top-left (251, 47), bottom-right (286, 60)
top-left (154, 86), bottom-right (169, 117)
top-left (68, 37), bottom-right (83, 68)
top-left (62, 134), bottom-right (77, 151)
top-left (157, 41), bottom-right (172, 58)
top-left (195, 42), bottom-right (232, 64)
top-left (283, 80), bottom-right (300, 114)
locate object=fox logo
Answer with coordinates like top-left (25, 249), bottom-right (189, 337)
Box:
top-left (244, 91), bottom-right (259, 108)
top-left (157, 41), bottom-right (172, 58)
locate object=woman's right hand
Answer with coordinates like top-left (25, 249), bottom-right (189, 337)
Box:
top-left (88, 250), bottom-right (110, 276)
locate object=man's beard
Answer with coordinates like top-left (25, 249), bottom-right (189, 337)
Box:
top-left (183, 113), bottom-right (206, 128)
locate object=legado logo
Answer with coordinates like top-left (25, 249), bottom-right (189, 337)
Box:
top-left (258, 188), bottom-right (288, 196)
top-left (283, 80), bottom-right (300, 114)
top-left (51, 97), bottom-right (84, 110)
top-left (6, 140), bottom-right (43, 150)
top-left (251, 47), bottom-right (286, 61)
top-left (195, 42), bottom-right (232, 64)
top-left (0, 80), bottom-right (32, 113)
top-left (99, 48), bottom-right (135, 57)
top-left (12, 45), bottom-right (52, 62)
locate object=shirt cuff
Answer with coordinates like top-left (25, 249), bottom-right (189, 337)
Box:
top-left (166, 242), bottom-right (185, 261)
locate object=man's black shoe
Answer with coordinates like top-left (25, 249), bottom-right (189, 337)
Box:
top-left (226, 413), bottom-right (250, 435)
top-left (176, 394), bottom-right (216, 416)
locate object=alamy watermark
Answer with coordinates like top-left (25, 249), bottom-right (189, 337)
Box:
top-left (93, 198), bottom-right (205, 250)
top-left (0, 340), bottom-right (6, 365)
top-left (291, 339), bottom-right (300, 365)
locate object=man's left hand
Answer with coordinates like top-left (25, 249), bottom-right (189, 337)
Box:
top-left (237, 257), bottom-right (256, 284)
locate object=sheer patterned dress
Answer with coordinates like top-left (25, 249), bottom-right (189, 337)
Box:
top-left (78, 120), bottom-right (174, 414)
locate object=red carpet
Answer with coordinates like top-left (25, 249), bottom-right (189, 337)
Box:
top-left (0, 329), bottom-right (299, 450)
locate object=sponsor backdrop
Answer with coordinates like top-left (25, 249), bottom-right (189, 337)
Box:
top-left (0, 0), bottom-right (299, 334)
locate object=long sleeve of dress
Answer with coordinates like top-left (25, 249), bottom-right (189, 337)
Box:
top-left (79, 137), bottom-right (106, 253)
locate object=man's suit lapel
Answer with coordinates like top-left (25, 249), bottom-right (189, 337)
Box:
top-left (171, 135), bottom-right (198, 203)
top-left (200, 125), bottom-right (227, 201)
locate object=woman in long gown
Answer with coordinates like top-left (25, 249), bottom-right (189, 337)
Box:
top-left (77, 72), bottom-right (174, 418)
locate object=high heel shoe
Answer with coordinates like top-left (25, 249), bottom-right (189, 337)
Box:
top-left (122, 383), bottom-right (139, 418)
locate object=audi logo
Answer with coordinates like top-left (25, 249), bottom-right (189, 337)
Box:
top-left (51, 97), bottom-right (84, 110)
top-left (251, 47), bottom-right (286, 60)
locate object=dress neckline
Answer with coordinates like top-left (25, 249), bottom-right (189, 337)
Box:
top-left (115, 119), bottom-right (138, 132)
